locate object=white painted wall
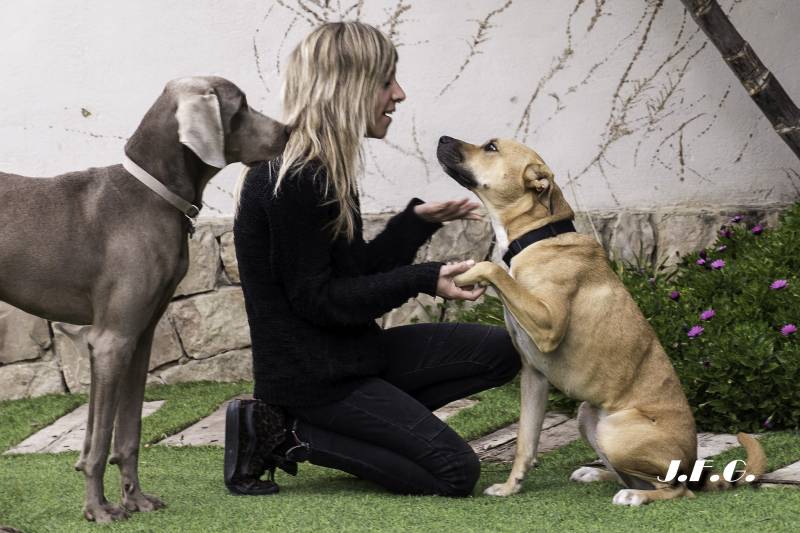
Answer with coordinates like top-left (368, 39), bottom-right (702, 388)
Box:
top-left (1, 0), bottom-right (798, 216)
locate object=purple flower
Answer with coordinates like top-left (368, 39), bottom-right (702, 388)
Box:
top-left (781, 324), bottom-right (797, 336)
top-left (687, 325), bottom-right (704, 338)
top-left (699, 249), bottom-right (708, 259)
top-left (716, 245), bottom-right (727, 253)
top-left (763, 417), bottom-right (774, 430)
top-left (751, 224), bottom-right (764, 235)
top-left (770, 279), bottom-right (788, 290)
top-left (696, 258), bottom-right (707, 266)
top-left (710, 259), bottom-right (725, 270)
top-left (669, 290), bottom-right (681, 301)
top-left (720, 228), bottom-right (732, 238)
top-left (700, 309), bottom-right (716, 321)
top-left (731, 215), bottom-right (744, 223)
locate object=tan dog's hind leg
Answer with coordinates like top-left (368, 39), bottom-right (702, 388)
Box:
top-left (485, 366), bottom-right (549, 496)
top-left (597, 408), bottom-right (696, 506)
top-left (571, 403), bottom-right (623, 484)
top-left (612, 484), bottom-right (694, 506)
top-left (454, 262), bottom-right (569, 354)
top-left (110, 320), bottom-right (166, 513)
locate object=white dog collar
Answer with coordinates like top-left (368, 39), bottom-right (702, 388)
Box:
top-left (122, 153), bottom-right (201, 222)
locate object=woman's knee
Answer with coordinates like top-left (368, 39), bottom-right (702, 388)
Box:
top-left (440, 449), bottom-right (481, 497)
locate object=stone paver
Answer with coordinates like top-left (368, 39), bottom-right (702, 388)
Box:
top-left (5, 401), bottom-right (164, 455)
top-left (159, 397), bottom-right (480, 447)
top-left (470, 413), bottom-right (580, 463)
top-left (159, 395), bottom-right (249, 447)
top-left (696, 432), bottom-right (747, 459)
top-left (433, 398), bottom-right (478, 421)
top-left (760, 461), bottom-right (800, 488)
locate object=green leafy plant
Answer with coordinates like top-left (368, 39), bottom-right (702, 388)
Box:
top-left (619, 205), bottom-right (800, 432)
top-left (453, 204), bottom-right (800, 432)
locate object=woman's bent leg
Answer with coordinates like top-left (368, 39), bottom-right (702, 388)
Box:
top-left (286, 377), bottom-right (479, 496)
top-left (378, 322), bottom-right (521, 410)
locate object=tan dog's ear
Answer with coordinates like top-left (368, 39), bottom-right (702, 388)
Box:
top-left (176, 92), bottom-right (227, 168)
top-left (524, 163), bottom-right (555, 213)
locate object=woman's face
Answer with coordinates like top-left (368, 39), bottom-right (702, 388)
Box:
top-left (366, 69), bottom-right (406, 139)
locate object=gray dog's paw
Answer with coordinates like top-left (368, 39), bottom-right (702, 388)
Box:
top-left (122, 491), bottom-right (166, 513)
top-left (83, 502), bottom-right (130, 523)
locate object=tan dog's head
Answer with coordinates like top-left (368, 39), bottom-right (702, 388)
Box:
top-left (436, 136), bottom-right (573, 237)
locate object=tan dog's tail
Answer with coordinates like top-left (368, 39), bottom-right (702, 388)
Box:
top-left (697, 433), bottom-right (766, 492)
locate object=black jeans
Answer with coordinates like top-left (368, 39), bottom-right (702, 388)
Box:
top-left (285, 322), bottom-right (520, 496)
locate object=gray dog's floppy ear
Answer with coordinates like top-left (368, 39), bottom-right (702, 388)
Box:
top-left (175, 93), bottom-right (227, 168)
top-left (524, 163), bottom-right (554, 213)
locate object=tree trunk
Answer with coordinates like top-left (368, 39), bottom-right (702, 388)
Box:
top-left (680, 0), bottom-right (800, 161)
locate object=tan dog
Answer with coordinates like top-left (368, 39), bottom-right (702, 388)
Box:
top-left (436, 136), bottom-right (765, 505)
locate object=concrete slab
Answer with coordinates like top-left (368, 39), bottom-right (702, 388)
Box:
top-left (5, 401), bottom-right (165, 455)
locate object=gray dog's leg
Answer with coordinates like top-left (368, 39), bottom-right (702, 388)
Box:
top-left (80, 327), bottom-right (138, 523)
top-left (109, 318), bottom-right (166, 512)
top-left (75, 358), bottom-right (96, 474)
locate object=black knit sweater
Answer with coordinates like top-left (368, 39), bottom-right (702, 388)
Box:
top-left (233, 159), bottom-right (444, 406)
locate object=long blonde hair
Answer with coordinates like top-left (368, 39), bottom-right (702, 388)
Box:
top-left (235, 21), bottom-right (397, 241)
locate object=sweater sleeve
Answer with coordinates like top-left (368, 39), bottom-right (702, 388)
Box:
top-left (361, 198), bottom-right (442, 274)
top-left (265, 174), bottom-right (443, 328)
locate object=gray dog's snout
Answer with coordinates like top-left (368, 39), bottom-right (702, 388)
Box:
top-left (439, 136), bottom-right (454, 145)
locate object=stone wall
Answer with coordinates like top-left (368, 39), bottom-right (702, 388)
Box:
top-left (0, 204), bottom-right (788, 401)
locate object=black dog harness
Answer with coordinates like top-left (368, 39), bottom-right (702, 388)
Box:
top-left (502, 219), bottom-right (576, 266)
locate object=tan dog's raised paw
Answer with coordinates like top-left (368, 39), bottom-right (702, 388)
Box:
top-left (453, 261), bottom-right (498, 288)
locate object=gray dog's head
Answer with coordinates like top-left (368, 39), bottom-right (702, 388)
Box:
top-left (128, 76), bottom-right (288, 170)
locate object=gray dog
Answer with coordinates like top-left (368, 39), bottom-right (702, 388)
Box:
top-left (0, 77), bottom-right (287, 522)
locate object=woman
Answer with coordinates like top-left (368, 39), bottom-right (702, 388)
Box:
top-left (229, 21), bottom-right (520, 497)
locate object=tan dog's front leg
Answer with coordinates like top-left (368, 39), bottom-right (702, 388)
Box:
top-left (454, 262), bottom-right (569, 353)
top-left (484, 365), bottom-right (549, 496)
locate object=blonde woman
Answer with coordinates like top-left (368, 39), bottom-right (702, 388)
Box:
top-left (228, 21), bottom-right (519, 497)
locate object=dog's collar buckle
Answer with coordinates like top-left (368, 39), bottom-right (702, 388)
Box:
top-left (503, 220), bottom-right (576, 266)
top-left (122, 153), bottom-right (201, 235)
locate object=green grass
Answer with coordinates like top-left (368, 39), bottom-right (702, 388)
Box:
top-left (2, 382), bottom-right (799, 532)
top-left (448, 378), bottom-right (520, 441)
top-left (140, 381), bottom-right (252, 444)
top-left (1, 436), bottom-right (799, 532)
top-left (0, 392), bottom-right (87, 452)
top-left (0, 381), bottom-right (252, 455)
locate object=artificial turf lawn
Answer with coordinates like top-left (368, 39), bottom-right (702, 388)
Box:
top-left (1, 437), bottom-right (799, 532)
top-left (2, 382), bottom-right (799, 532)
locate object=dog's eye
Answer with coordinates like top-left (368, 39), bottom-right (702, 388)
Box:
top-left (484, 142), bottom-right (498, 152)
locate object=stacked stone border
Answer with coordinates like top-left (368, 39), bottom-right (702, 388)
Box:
top-left (0, 204), bottom-right (788, 400)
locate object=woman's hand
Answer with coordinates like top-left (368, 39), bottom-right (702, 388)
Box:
top-left (414, 198), bottom-right (482, 223)
top-left (436, 260), bottom-right (486, 301)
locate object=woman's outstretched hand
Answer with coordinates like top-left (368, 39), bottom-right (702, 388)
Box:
top-left (436, 260), bottom-right (486, 301)
top-left (414, 198), bottom-right (482, 223)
